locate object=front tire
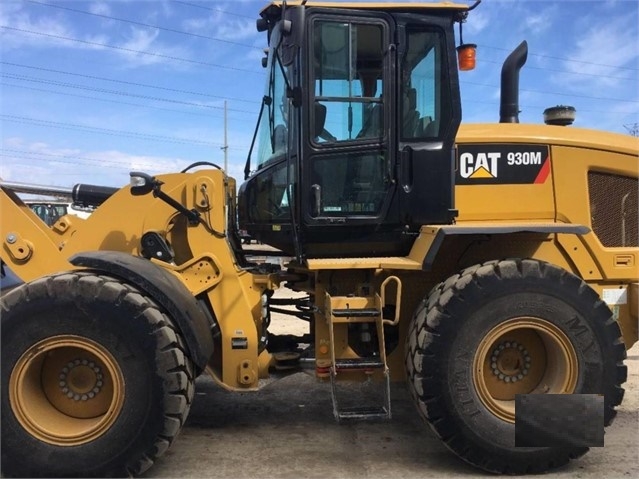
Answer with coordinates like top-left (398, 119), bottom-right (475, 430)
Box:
top-left (405, 259), bottom-right (627, 474)
top-left (1, 272), bottom-right (195, 477)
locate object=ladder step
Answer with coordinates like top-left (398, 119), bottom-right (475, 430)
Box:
top-left (337, 406), bottom-right (390, 421)
top-left (326, 292), bottom-right (391, 422)
top-left (332, 308), bottom-right (380, 318)
top-left (334, 358), bottom-right (384, 370)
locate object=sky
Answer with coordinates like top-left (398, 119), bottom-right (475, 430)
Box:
top-left (1, 0), bottom-right (638, 190)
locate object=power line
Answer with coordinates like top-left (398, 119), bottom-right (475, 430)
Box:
top-left (1, 148), bottom-right (165, 171)
top-left (1, 73), bottom-right (257, 114)
top-left (0, 26), bottom-right (265, 75)
top-left (478, 57), bottom-right (636, 82)
top-left (478, 44), bottom-right (639, 72)
top-left (1, 114), bottom-right (248, 150)
top-left (460, 80), bottom-right (639, 104)
top-left (0, 82), bottom-right (237, 119)
top-left (461, 96), bottom-right (638, 116)
top-left (1, 148), bottom-right (235, 172)
top-left (1, 148), bottom-right (239, 178)
top-left (1, 61), bottom-right (261, 105)
top-left (171, 0), bottom-right (256, 19)
top-left (27, 0), bottom-right (262, 51)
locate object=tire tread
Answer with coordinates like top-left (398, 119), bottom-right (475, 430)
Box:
top-left (405, 259), bottom-right (627, 474)
top-left (1, 271), bottom-right (195, 477)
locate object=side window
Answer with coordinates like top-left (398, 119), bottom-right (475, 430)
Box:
top-left (247, 161), bottom-right (292, 222)
top-left (257, 51), bottom-right (289, 168)
top-left (401, 29), bottom-right (449, 139)
top-left (312, 20), bottom-right (384, 143)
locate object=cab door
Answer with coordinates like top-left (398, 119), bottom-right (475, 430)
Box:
top-left (394, 15), bottom-right (461, 227)
top-left (301, 11), bottom-right (400, 251)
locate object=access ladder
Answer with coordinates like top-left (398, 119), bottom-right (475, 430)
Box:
top-left (324, 276), bottom-right (401, 421)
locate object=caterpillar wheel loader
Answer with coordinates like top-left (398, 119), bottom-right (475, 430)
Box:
top-left (1, 1), bottom-right (637, 477)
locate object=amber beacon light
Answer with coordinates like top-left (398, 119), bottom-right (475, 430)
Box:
top-left (456, 10), bottom-right (477, 72)
top-left (457, 43), bottom-right (477, 71)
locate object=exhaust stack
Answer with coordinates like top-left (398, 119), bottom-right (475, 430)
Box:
top-left (500, 41), bottom-right (528, 123)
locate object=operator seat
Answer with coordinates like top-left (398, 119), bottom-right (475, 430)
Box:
top-left (357, 103), bottom-right (383, 139)
top-left (403, 88), bottom-right (419, 137)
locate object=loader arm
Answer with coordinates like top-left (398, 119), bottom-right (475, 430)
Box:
top-left (0, 187), bottom-right (76, 282)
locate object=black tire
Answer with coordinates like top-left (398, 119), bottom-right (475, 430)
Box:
top-left (1, 272), bottom-right (195, 477)
top-left (405, 259), bottom-right (627, 474)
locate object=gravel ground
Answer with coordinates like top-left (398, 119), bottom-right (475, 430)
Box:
top-left (145, 282), bottom-right (639, 479)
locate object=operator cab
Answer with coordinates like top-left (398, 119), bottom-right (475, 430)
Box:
top-left (238, 1), bottom-right (467, 258)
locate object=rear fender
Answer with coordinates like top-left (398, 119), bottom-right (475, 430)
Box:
top-left (410, 223), bottom-right (590, 270)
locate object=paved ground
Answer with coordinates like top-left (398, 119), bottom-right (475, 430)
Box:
top-left (145, 284), bottom-right (639, 479)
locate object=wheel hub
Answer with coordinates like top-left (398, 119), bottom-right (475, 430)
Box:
top-left (490, 341), bottom-right (531, 382)
top-left (473, 317), bottom-right (579, 423)
top-left (9, 335), bottom-right (125, 445)
top-left (58, 359), bottom-right (104, 401)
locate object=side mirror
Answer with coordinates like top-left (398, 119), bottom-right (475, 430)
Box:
top-left (129, 172), bottom-right (156, 196)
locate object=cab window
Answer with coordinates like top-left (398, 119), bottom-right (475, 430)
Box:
top-left (312, 20), bottom-right (385, 144)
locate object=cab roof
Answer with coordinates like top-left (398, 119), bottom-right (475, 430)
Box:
top-left (260, 1), bottom-right (469, 18)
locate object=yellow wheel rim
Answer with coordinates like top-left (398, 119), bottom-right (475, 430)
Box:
top-left (9, 335), bottom-right (125, 446)
top-left (473, 317), bottom-right (578, 423)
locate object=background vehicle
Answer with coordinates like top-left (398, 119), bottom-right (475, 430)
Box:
top-left (27, 202), bottom-right (69, 226)
top-left (1, 1), bottom-right (637, 477)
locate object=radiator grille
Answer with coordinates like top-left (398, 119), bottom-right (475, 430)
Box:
top-left (588, 172), bottom-right (638, 247)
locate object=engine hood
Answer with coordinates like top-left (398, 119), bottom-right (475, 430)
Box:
top-left (457, 123), bottom-right (638, 156)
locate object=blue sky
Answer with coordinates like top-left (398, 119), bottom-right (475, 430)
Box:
top-left (1, 0), bottom-right (638, 189)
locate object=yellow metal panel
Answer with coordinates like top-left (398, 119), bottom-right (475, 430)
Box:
top-left (556, 233), bottom-right (601, 280)
top-left (458, 123), bottom-right (639, 156)
top-left (551, 145), bottom-right (639, 281)
top-left (306, 256), bottom-right (421, 271)
top-left (1, 189), bottom-right (75, 282)
top-left (408, 227), bottom-right (439, 264)
top-left (162, 255), bottom-right (223, 296)
top-left (454, 128), bottom-right (578, 222)
top-left (379, 257), bottom-right (422, 270)
top-left (456, 182), bottom-right (555, 222)
top-left (455, 134), bottom-right (556, 222)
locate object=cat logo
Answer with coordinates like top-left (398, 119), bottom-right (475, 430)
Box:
top-left (459, 152), bottom-right (500, 179)
top-left (457, 144), bottom-right (550, 185)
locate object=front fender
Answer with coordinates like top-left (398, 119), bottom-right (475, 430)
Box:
top-left (70, 251), bottom-right (215, 371)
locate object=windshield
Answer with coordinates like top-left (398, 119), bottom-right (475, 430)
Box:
top-left (255, 27), bottom-right (290, 171)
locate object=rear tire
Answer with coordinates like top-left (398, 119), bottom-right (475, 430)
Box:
top-left (405, 259), bottom-right (627, 474)
top-left (1, 272), bottom-right (195, 477)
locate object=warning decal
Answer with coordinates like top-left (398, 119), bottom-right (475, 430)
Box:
top-left (456, 144), bottom-right (551, 185)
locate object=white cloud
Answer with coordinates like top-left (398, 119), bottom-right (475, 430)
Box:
top-left (119, 27), bottom-right (160, 53)
top-left (557, 14), bottom-right (638, 88)
top-left (89, 2), bottom-right (111, 16)
top-left (1, 11), bottom-right (75, 50)
top-left (1, 139), bottom-right (187, 187)
top-left (523, 5), bottom-right (558, 35)
top-left (0, 3), bottom-right (197, 69)
top-left (465, 10), bottom-right (490, 36)
top-left (215, 18), bottom-right (261, 42)
top-left (182, 16), bottom-right (212, 32)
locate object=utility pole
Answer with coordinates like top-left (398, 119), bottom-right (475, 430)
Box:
top-left (222, 100), bottom-right (229, 172)
top-left (624, 123), bottom-right (639, 137)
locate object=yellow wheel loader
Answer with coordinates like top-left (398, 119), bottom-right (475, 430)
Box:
top-left (1, 1), bottom-right (637, 476)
